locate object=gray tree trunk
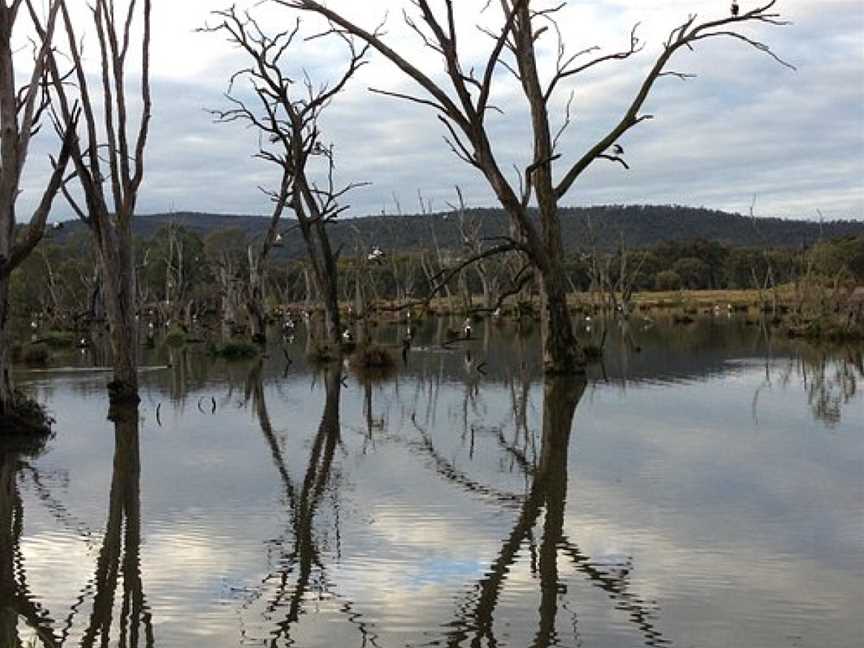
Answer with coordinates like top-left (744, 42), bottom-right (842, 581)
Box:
top-left (97, 223), bottom-right (139, 404)
top-left (0, 274), bottom-right (12, 417)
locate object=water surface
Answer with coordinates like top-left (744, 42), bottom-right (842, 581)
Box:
top-left (4, 317), bottom-right (862, 647)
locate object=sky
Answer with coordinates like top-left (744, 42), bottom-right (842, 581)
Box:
top-left (17, 0), bottom-right (864, 222)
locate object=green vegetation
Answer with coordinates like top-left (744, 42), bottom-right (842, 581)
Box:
top-left (35, 331), bottom-right (77, 348)
top-left (352, 344), bottom-right (395, 369)
top-left (7, 217), bottom-right (863, 349)
top-left (164, 327), bottom-right (190, 347)
top-left (207, 340), bottom-right (260, 360)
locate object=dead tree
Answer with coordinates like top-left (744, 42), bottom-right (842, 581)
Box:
top-left (204, 7), bottom-right (369, 347)
top-left (42, 0), bottom-right (152, 404)
top-left (0, 0), bottom-right (74, 426)
top-left (203, 228), bottom-right (248, 338)
top-left (283, 0), bottom-right (792, 373)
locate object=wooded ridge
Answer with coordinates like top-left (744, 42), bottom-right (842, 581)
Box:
top-left (47, 204), bottom-right (864, 256)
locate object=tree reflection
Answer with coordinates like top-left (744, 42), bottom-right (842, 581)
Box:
top-left (79, 404), bottom-right (153, 647)
top-left (411, 376), bottom-right (671, 647)
top-left (801, 349), bottom-right (861, 427)
top-left (437, 378), bottom-right (583, 647)
top-left (243, 362), bottom-right (381, 646)
top-left (753, 347), bottom-right (863, 427)
top-left (0, 440), bottom-right (62, 647)
top-left (0, 405), bottom-right (153, 647)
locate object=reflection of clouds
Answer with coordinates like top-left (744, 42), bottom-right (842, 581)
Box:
top-left (10, 337), bottom-right (864, 647)
top-left (572, 371), bottom-right (863, 566)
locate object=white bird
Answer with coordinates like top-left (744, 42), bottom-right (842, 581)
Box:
top-left (283, 318), bottom-right (296, 330)
top-left (274, 232), bottom-right (284, 246)
top-left (30, 320), bottom-right (38, 330)
top-left (52, 222), bottom-right (64, 231)
top-left (342, 329), bottom-right (353, 342)
top-left (585, 315), bottom-right (592, 322)
top-left (492, 307), bottom-right (502, 318)
top-left (367, 246), bottom-right (386, 264)
top-left (463, 318), bottom-right (473, 338)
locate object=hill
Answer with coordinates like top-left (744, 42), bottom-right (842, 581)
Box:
top-left (51, 204), bottom-right (864, 258)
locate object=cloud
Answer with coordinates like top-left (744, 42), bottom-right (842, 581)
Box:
top-left (14, 0), bottom-right (864, 223)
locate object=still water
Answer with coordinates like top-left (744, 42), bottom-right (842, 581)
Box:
top-left (3, 317), bottom-right (863, 647)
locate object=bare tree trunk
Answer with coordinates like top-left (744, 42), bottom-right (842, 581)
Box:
top-left (98, 223), bottom-right (139, 401)
top-left (302, 221), bottom-right (342, 347)
top-left (0, 275), bottom-right (12, 417)
top-left (42, 0), bottom-right (152, 405)
top-left (247, 249), bottom-right (268, 343)
top-left (0, 0), bottom-right (72, 422)
top-left (539, 264), bottom-right (581, 374)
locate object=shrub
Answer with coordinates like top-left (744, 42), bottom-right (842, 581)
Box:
top-left (351, 344), bottom-right (394, 369)
top-left (208, 340), bottom-right (259, 360)
top-left (164, 327), bottom-right (188, 347)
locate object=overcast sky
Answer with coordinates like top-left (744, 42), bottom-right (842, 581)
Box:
top-left (20, 0), bottom-right (864, 222)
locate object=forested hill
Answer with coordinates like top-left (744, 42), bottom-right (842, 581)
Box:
top-left (53, 204), bottom-right (864, 256)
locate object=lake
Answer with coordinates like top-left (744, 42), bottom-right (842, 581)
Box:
top-left (3, 316), bottom-right (862, 647)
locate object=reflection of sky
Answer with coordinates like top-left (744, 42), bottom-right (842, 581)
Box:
top-left (10, 325), bottom-right (864, 648)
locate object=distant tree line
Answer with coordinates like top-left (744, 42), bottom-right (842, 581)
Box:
top-left (9, 225), bottom-right (862, 328)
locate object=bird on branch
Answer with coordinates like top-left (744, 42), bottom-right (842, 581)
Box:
top-left (611, 143), bottom-right (624, 156)
top-left (731, 2), bottom-right (740, 17)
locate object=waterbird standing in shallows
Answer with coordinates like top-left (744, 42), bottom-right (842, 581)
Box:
top-left (463, 318), bottom-right (473, 339)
